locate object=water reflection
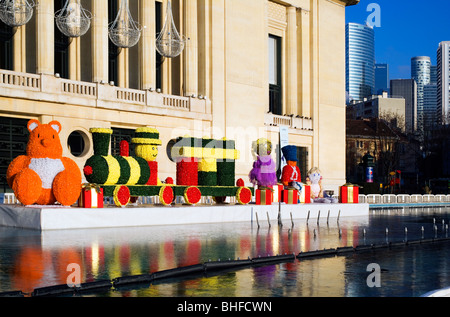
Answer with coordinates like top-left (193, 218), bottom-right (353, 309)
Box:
top-left (0, 207), bottom-right (449, 297)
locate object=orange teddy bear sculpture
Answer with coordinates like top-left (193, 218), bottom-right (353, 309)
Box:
top-left (6, 119), bottom-right (82, 206)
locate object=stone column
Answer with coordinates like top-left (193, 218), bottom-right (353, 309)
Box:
top-left (197, 0), bottom-right (210, 98)
top-left (139, 0), bottom-right (156, 90)
top-left (91, 0), bottom-right (109, 83)
top-left (13, 25), bottom-right (26, 72)
top-left (117, 0), bottom-right (129, 88)
top-left (69, 37), bottom-right (81, 81)
top-left (162, 0), bottom-right (172, 94)
top-left (183, 0), bottom-right (198, 96)
top-left (36, 0), bottom-right (54, 75)
top-left (286, 6), bottom-right (298, 116)
top-left (298, 8), bottom-right (311, 117)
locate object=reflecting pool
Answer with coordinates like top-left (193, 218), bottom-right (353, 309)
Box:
top-left (0, 207), bottom-right (449, 297)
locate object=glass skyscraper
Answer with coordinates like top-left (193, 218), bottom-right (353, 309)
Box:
top-left (411, 56), bottom-right (431, 132)
top-left (375, 63), bottom-right (389, 95)
top-left (346, 23), bottom-right (375, 103)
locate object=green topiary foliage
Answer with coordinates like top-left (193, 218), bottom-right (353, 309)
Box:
top-left (115, 156), bottom-right (131, 184)
top-left (217, 161), bottom-right (235, 186)
top-left (136, 157), bottom-right (151, 185)
top-left (198, 171), bottom-right (217, 186)
top-left (84, 155), bottom-right (109, 184)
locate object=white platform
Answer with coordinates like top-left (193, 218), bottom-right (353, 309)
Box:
top-left (0, 203), bottom-right (370, 231)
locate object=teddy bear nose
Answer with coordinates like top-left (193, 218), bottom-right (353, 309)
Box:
top-left (41, 138), bottom-right (51, 147)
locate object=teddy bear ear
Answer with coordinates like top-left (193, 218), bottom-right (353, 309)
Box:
top-left (49, 121), bottom-right (62, 134)
top-left (27, 119), bottom-right (40, 132)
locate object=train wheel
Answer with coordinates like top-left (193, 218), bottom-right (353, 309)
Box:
top-left (159, 185), bottom-right (174, 206)
top-left (113, 185), bottom-right (131, 207)
top-left (236, 187), bottom-right (252, 205)
top-left (184, 186), bottom-right (202, 205)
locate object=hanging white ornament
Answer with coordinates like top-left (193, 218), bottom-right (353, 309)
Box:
top-left (156, 0), bottom-right (186, 58)
top-left (55, 0), bottom-right (92, 38)
top-left (0, 0), bottom-right (35, 27)
top-left (108, 0), bottom-right (142, 48)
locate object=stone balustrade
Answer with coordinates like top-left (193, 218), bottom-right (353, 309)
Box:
top-left (264, 113), bottom-right (313, 134)
top-left (0, 69), bottom-right (211, 119)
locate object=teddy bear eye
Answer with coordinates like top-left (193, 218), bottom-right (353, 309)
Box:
top-left (37, 134), bottom-right (40, 138)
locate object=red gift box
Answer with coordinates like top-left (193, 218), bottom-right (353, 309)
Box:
top-left (79, 185), bottom-right (104, 208)
top-left (300, 185), bottom-right (311, 204)
top-left (271, 184), bottom-right (283, 203)
top-left (339, 184), bottom-right (359, 203)
top-left (282, 189), bottom-right (298, 205)
top-left (256, 189), bottom-right (273, 205)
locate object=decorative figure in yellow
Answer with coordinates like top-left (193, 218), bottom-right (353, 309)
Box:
top-left (132, 127), bottom-right (162, 185)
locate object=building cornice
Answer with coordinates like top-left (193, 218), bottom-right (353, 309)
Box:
top-left (331, 0), bottom-right (360, 7)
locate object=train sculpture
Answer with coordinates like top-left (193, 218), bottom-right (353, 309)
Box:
top-left (83, 127), bottom-right (254, 207)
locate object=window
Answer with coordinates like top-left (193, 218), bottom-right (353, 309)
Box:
top-left (108, 0), bottom-right (119, 85)
top-left (54, 0), bottom-right (69, 79)
top-left (156, 1), bottom-right (163, 90)
top-left (67, 131), bottom-right (88, 157)
top-left (0, 18), bottom-right (13, 70)
top-left (0, 117), bottom-right (29, 192)
top-left (269, 35), bottom-right (282, 115)
top-left (111, 128), bottom-right (136, 156)
top-left (297, 146), bottom-right (308, 183)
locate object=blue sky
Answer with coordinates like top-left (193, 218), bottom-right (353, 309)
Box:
top-left (345, 0), bottom-right (450, 80)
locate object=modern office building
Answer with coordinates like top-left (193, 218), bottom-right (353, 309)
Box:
top-left (411, 56), bottom-right (431, 131)
top-left (437, 41), bottom-right (450, 124)
top-left (390, 79), bottom-right (417, 133)
top-left (346, 22), bottom-right (375, 103)
top-left (423, 83), bottom-right (438, 129)
top-left (0, 0), bottom-right (359, 193)
top-left (375, 63), bottom-right (389, 95)
top-left (430, 65), bottom-right (437, 85)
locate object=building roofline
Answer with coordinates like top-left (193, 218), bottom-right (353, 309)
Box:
top-left (342, 0), bottom-right (360, 6)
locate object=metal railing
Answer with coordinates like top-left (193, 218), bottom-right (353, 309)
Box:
top-left (358, 194), bottom-right (450, 204)
top-left (3, 192), bottom-right (450, 206)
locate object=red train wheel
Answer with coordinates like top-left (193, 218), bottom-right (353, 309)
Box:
top-left (113, 185), bottom-right (130, 207)
top-left (236, 187), bottom-right (252, 205)
top-left (159, 185), bottom-right (174, 206)
top-left (184, 186), bottom-right (202, 205)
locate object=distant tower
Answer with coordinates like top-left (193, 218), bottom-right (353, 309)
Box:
top-left (346, 23), bottom-right (375, 103)
top-left (390, 79), bottom-right (417, 133)
top-left (437, 42), bottom-right (450, 124)
top-left (411, 56), bottom-right (431, 132)
top-left (375, 64), bottom-right (389, 95)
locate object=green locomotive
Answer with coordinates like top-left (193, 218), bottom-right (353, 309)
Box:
top-left (82, 128), bottom-right (253, 207)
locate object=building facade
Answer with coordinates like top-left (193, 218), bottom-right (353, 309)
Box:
top-left (390, 79), bottom-right (417, 134)
top-left (345, 22), bottom-right (375, 103)
top-left (437, 41), bottom-right (450, 124)
top-left (0, 0), bottom-right (358, 193)
top-left (348, 92), bottom-right (406, 132)
top-left (423, 83), bottom-right (438, 129)
top-left (411, 56), bottom-right (431, 132)
top-left (374, 63), bottom-right (389, 95)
